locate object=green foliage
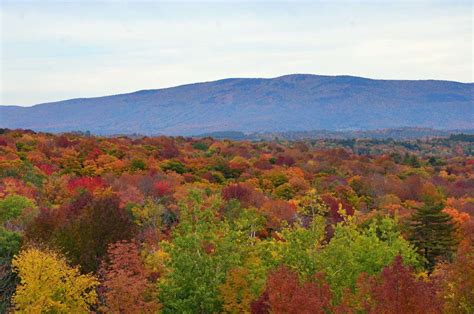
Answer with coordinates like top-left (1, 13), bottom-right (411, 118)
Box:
top-left (0, 194), bottom-right (36, 265)
top-left (210, 160), bottom-right (241, 179)
top-left (130, 158), bottom-right (146, 171)
top-left (130, 198), bottom-right (165, 230)
top-left (1, 129), bottom-right (473, 311)
top-left (316, 215), bottom-right (421, 300)
top-left (403, 153), bottom-right (421, 167)
top-left (209, 171), bottom-right (225, 184)
top-left (161, 160), bottom-right (187, 174)
top-left (269, 173), bottom-right (288, 188)
top-left (15, 142), bottom-right (35, 152)
top-left (159, 191), bottom-right (242, 313)
top-left (0, 228), bottom-right (22, 260)
top-left (409, 201), bottom-right (457, 271)
top-left (260, 217), bottom-right (326, 277)
top-left (192, 141), bottom-right (209, 151)
top-left (274, 183), bottom-right (295, 200)
top-left (0, 194), bottom-right (35, 224)
top-left (232, 208), bottom-right (266, 239)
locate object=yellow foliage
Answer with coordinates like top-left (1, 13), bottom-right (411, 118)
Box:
top-left (219, 267), bottom-right (253, 314)
top-left (93, 186), bottom-right (115, 198)
top-left (12, 248), bottom-right (99, 313)
top-left (131, 198), bottom-right (164, 228)
top-left (143, 248), bottom-right (170, 277)
top-left (82, 159), bottom-right (97, 176)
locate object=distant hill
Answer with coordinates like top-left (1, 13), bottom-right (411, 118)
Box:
top-left (1, 74), bottom-right (473, 135)
top-left (194, 128), bottom-right (474, 141)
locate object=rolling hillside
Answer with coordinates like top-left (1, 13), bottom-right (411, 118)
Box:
top-left (1, 74), bottom-right (473, 135)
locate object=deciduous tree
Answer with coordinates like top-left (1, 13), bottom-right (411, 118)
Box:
top-left (100, 241), bottom-right (160, 313)
top-left (12, 247), bottom-right (98, 312)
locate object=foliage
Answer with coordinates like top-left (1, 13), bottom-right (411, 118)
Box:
top-left (256, 266), bottom-right (332, 314)
top-left (161, 160), bottom-right (187, 174)
top-left (50, 194), bottom-right (136, 272)
top-left (434, 231), bottom-right (474, 313)
top-left (316, 215), bottom-right (421, 299)
top-left (0, 228), bottom-right (22, 259)
top-left (345, 256), bottom-right (442, 313)
top-left (0, 130), bottom-right (472, 311)
top-left (99, 241), bottom-right (160, 313)
top-left (11, 247), bottom-right (99, 313)
top-left (0, 261), bottom-right (18, 313)
top-left (410, 201), bottom-right (458, 271)
top-left (0, 194), bottom-right (35, 224)
top-left (219, 267), bottom-right (255, 313)
top-left (159, 190), bottom-right (242, 313)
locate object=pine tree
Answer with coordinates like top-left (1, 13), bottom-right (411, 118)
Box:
top-left (409, 201), bottom-right (457, 271)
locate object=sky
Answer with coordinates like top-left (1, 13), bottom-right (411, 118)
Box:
top-left (1, 1), bottom-right (472, 106)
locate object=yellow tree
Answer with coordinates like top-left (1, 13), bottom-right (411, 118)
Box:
top-left (12, 248), bottom-right (99, 313)
top-left (219, 267), bottom-right (254, 313)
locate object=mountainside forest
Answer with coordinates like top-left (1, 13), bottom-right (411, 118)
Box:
top-left (1, 74), bottom-right (473, 135)
top-left (0, 128), bottom-right (473, 313)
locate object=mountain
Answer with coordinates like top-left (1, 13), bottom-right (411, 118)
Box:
top-left (1, 74), bottom-right (473, 135)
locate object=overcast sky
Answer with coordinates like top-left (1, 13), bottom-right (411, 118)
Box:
top-left (1, 0), bottom-right (472, 106)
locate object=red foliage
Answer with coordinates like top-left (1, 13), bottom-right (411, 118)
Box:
top-left (153, 181), bottom-right (173, 198)
top-left (63, 191), bottom-right (94, 217)
top-left (55, 135), bottom-right (75, 148)
top-left (67, 176), bottom-right (105, 194)
top-left (250, 291), bottom-right (270, 314)
top-left (254, 159), bottom-right (273, 170)
top-left (355, 256), bottom-right (442, 314)
top-left (73, 195), bottom-right (136, 271)
top-left (222, 183), bottom-right (265, 208)
top-left (322, 194), bottom-right (354, 223)
top-left (35, 163), bottom-right (55, 175)
top-left (85, 147), bottom-right (103, 160)
top-left (159, 139), bottom-right (180, 159)
top-left (25, 207), bottom-right (64, 242)
top-left (261, 200), bottom-right (297, 230)
top-left (253, 266), bottom-right (332, 314)
top-left (275, 154), bottom-right (295, 167)
top-left (0, 177), bottom-right (37, 199)
top-left (100, 241), bottom-right (160, 313)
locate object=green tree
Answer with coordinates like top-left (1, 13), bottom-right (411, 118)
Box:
top-left (0, 194), bottom-right (35, 224)
top-left (409, 201), bottom-right (457, 271)
top-left (0, 195), bottom-right (36, 312)
top-left (258, 217), bottom-right (325, 277)
top-left (0, 228), bottom-right (21, 259)
top-left (161, 160), bottom-right (187, 174)
top-left (159, 190), bottom-right (242, 313)
top-left (317, 215), bottom-right (420, 300)
top-left (130, 158), bottom-right (146, 171)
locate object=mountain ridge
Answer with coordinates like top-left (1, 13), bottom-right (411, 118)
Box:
top-left (1, 74), bottom-right (473, 135)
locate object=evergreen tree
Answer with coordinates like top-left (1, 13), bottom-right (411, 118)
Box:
top-left (409, 200), bottom-right (457, 271)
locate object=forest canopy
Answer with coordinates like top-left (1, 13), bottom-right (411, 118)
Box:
top-left (0, 129), bottom-right (473, 313)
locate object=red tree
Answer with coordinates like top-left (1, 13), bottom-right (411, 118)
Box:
top-left (222, 183), bottom-right (264, 208)
top-left (354, 256), bottom-right (442, 314)
top-left (252, 266), bottom-right (332, 314)
top-left (100, 241), bottom-right (160, 313)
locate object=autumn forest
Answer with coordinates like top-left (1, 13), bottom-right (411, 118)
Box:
top-left (0, 128), bottom-right (473, 313)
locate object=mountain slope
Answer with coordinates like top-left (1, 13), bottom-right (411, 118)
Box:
top-left (1, 74), bottom-right (473, 135)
